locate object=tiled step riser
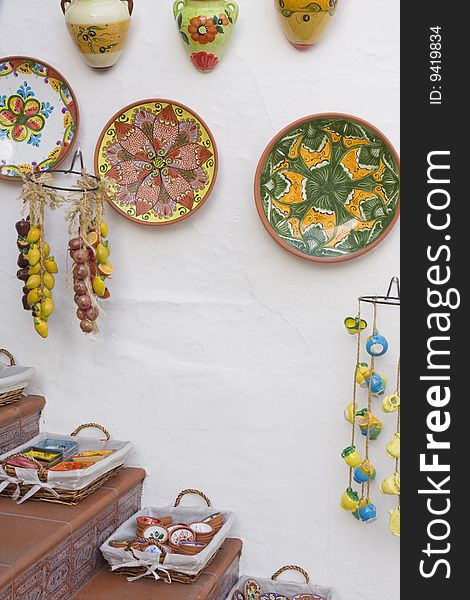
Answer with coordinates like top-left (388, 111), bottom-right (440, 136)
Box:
top-left (72, 539), bottom-right (243, 600)
top-left (0, 396), bottom-right (45, 456)
top-left (0, 411), bottom-right (42, 455)
top-left (210, 554), bottom-right (241, 600)
top-left (0, 473), bottom-right (144, 600)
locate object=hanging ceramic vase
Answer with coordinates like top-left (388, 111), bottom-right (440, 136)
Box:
top-left (173, 0), bottom-right (239, 72)
top-left (61, 0), bottom-right (133, 68)
top-left (275, 0), bottom-right (338, 51)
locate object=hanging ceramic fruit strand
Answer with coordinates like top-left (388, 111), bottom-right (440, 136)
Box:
top-left (68, 173), bottom-right (115, 334)
top-left (16, 174), bottom-right (61, 338)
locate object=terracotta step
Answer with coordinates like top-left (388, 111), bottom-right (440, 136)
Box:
top-left (0, 466), bottom-right (145, 600)
top-left (72, 538), bottom-right (243, 600)
top-left (0, 395), bottom-right (45, 455)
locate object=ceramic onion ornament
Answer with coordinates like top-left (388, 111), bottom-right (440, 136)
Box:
top-left (173, 0), bottom-right (239, 72)
top-left (275, 0), bottom-right (338, 50)
top-left (61, 0), bottom-right (133, 68)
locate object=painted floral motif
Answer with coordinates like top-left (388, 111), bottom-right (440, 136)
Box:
top-left (0, 81), bottom-right (54, 147)
top-left (97, 101), bottom-right (217, 224)
top-left (0, 59), bottom-right (78, 180)
top-left (257, 116), bottom-right (400, 261)
top-left (178, 9), bottom-right (234, 46)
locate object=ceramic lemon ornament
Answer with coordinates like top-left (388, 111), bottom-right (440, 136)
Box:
top-left (275, 0), bottom-right (338, 50)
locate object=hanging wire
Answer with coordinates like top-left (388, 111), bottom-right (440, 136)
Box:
top-left (365, 300), bottom-right (378, 500)
top-left (348, 300), bottom-right (362, 488)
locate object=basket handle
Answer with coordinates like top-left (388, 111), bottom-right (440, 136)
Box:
top-left (3, 453), bottom-right (47, 478)
top-left (174, 489), bottom-right (212, 507)
top-left (70, 422), bottom-right (111, 441)
top-left (272, 566), bottom-right (310, 584)
top-left (0, 349), bottom-right (15, 366)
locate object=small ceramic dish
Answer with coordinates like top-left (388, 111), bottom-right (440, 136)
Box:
top-left (136, 516), bottom-right (162, 527)
top-left (190, 522), bottom-right (214, 535)
top-left (141, 525), bottom-right (169, 544)
top-left (24, 448), bottom-right (63, 466)
top-left (5, 455), bottom-right (39, 469)
top-left (169, 526), bottom-right (195, 546)
top-left (49, 461), bottom-right (94, 471)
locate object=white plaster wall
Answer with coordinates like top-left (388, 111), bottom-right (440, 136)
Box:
top-left (0, 1), bottom-right (400, 598)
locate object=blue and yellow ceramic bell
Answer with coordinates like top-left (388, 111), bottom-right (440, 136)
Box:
top-left (366, 330), bottom-right (389, 357)
top-left (386, 432), bottom-right (400, 459)
top-left (340, 487), bottom-right (360, 511)
top-left (344, 316), bottom-right (367, 335)
top-left (382, 393), bottom-right (400, 414)
top-left (341, 445), bottom-right (362, 468)
top-left (368, 372), bottom-right (386, 397)
top-left (353, 460), bottom-right (376, 484)
top-left (358, 499), bottom-right (377, 524)
top-left (356, 363), bottom-right (386, 396)
top-left (357, 411), bottom-right (383, 440)
top-left (389, 506), bottom-right (400, 536)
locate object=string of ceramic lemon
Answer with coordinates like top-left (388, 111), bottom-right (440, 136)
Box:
top-left (18, 174), bottom-right (62, 338)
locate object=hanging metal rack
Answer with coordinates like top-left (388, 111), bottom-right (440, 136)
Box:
top-left (359, 276), bottom-right (400, 307)
top-left (25, 149), bottom-right (100, 192)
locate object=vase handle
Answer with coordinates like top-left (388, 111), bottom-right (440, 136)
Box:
top-left (60, 0), bottom-right (72, 14)
top-left (224, 1), bottom-right (239, 23)
top-left (173, 0), bottom-right (186, 20)
top-left (122, 0), bottom-right (134, 15)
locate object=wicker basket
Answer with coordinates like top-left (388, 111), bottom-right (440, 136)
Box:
top-left (0, 349), bottom-right (25, 407)
top-left (225, 566), bottom-right (334, 600)
top-left (105, 489), bottom-right (234, 584)
top-left (0, 423), bottom-right (125, 505)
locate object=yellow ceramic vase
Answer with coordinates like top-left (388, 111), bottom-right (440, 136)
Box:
top-left (274, 0), bottom-right (338, 51)
top-left (61, 0), bottom-right (133, 68)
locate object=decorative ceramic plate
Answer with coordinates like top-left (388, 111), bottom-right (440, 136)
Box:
top-left (94, 99), bottom-right (218, 226)
top-left (0, 56), bottom-right (79, 181)
top-left (254, 114), bottom-right (400, 263)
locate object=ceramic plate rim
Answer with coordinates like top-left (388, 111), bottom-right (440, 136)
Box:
top-left (94, 98), bottom-right (219, 227)
top-left (253, 112), bottom-right (400, 264)
top-left (0, 55), bottom-right (80, 183)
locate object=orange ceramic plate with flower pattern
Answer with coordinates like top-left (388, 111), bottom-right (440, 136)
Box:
top-left (94, 99), bottom-right (218, 226)
top-left (0, 56), bottom-right (79, 181)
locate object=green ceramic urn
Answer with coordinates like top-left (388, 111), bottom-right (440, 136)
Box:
top-left (173, 0), bottom-right (239, 72)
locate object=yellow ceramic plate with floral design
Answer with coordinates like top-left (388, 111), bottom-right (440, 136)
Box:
top-left (255, 113), bottom-right (400, 263)
top-left (0, 56), bottom-right (79, 181)
top-left (94, 99), bottom-right (218, 226)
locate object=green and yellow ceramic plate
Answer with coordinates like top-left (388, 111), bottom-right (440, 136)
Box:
top-left (254, 114), bottom-right (400, 263)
